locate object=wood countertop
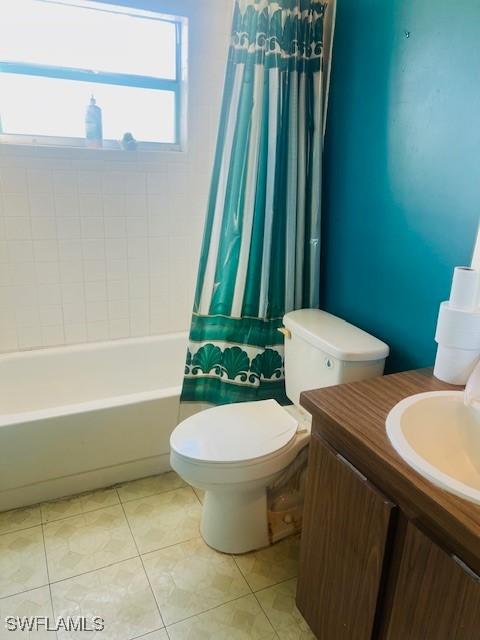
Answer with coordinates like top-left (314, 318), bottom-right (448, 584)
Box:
top-left (300, 369), bottom-right (480, 575)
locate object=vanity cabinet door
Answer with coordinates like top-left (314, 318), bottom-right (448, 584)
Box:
top-left (296, 434), bottom-right (396, 640)
top-left (382, 521), bottom-right (480, 640)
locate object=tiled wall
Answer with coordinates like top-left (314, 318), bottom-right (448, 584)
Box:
top-left (0, 0), bottom-right (232, 353)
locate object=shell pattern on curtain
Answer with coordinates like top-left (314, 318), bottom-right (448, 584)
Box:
top-left (182, 0), bottom-right (333, 406)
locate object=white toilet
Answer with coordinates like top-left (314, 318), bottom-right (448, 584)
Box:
top-left (170, 309), bottom-right (389, 554)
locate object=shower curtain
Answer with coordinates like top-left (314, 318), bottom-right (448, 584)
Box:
top-left (181, 0), bottom-right (336, 406)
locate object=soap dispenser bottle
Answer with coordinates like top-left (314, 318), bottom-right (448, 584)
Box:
top-left (85, 95), bottom-right (103, 148)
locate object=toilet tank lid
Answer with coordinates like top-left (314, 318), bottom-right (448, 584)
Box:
top-left (283, 310), bottom-right (390, 362)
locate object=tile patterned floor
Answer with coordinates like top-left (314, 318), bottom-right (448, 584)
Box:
top-left (0, 472), bottom-right (313, 639)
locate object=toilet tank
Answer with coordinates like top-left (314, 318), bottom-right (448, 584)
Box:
top-left (282, 310), bottom-right (390, 406)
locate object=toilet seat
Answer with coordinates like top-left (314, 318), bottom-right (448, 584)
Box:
top-left (170, 399), bottom-right (299, 464)
top-left (170, 400), bottom-right (309, 486)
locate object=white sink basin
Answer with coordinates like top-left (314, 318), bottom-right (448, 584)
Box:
top-left (386, 391), bottom-right (480, 505)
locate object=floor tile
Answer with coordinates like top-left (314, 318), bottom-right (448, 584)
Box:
top-left (44, 505), bottom-right (137, 582)
top-left (166, 594), bottom-right (276, 640)
top-left (0, 586), bottom-right (54, 639)
top-left (123, 488), bottom-right (201, 554)
top-left (0, 505), bottom-right (42, 535)
top-left (116, 473), bottom-right (187, 503)
top-left (41, 488), bottom-right (119, 523)
top-left (234, 536), bottom-right (300, 592)
top-left (256, 579), bottom-right (314, 639)
top-left (51, 557), bottom-right (163, 640)
top-left (0, 526), bottom-right (48, 598)
top-left (143, 537), bottom-right (250, 625)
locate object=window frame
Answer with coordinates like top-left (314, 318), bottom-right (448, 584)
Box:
top-left (0, 0), bottom-right (188, 152)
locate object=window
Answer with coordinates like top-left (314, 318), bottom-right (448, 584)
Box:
top-left (0, 0), bottom-right (187, 150)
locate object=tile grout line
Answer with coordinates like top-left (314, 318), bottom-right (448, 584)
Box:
top-left (40, 519), bottom-right (60, 640)
top-left (252, 590), bottom-right (278, 638)
top-left (130, 629), bottom-right (168, 640)
top-left (46, 554), bottom-right (140, 589)
top-left (0, 521), bottom-right (43, 539)
top-left (163, 591), bottom-right (265, 634)
top-left (140, 534), bottom-right (202, 561)
top-left (116, 485), bottom-right (168, 633)
top-left (232, 554), bottom-right (255, 594)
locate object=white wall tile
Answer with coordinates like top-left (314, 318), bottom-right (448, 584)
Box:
top-left (63, 301), bottom-right (86, 325)
top-left (33, 240), bottom-right (58, 262)
top-left (65, 323), bottom-right (87, 344)
top-left (86, 300), bottom-right (108, 323)
top-left (53, 170), bottom-right (78, 195)
top-left (30, 194), bottom-right (54, 217)
top-left (59, 240), bottom-right (82, 262)
top-left (104, 217), bottom-right (126, 238)
top-left (78, 171), bottom-right (102, 194)
top-left (0, 327), bottom-right (18, 351)
top-left (17, 325), bottom-right (43, 349)
top-left (61, 282), bottom-right (84, 305)
top-left (8, 241), bottom-right (34, 263)
top-left (38, 283), bottom-right (62, 307)
top-left (60, 261), bottom-right (83, 284)
top-left (36, 262), bottom-right (60, 284)
top-left (27, 168), bottom-right (53, 194)
top-left (87, 320), bottom-right (109, 342)
top-left (83, 260), bottom-right (106, 282)
top-left (0, 0), bottom-right (232, 352)
top-left (31, 217), bottom-right (57, 239)
top-left (81, 217), bottom-right (105, 239)
top-left (82, 239), bottom-right (105, 261)
top-left (108, 318), bottom-right (130, 339)
top-left (107, 280), bottom-right (128, 301)
top-left (5, 217), bottom-right (31, 240)
top-left (57, 217), bottom-right (81, 239)
top-left (108, 299), bottom-right (129, 320)
top-left (3, 194), bottom-right (30, 217)
top-left (42, 324), bottom-right (65, 347)
top-left (39, 306), bottom-right (63, 326)
top-left (0, 168), bottom-right (28, 193)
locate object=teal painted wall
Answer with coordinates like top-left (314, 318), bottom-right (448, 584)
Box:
top-left (321, 0), bottom-right (480, 372)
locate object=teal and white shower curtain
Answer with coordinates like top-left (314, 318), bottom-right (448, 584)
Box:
top-left (182, 0), bottom-right (336, 406)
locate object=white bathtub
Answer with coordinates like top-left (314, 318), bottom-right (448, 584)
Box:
top-left (0, 333), bottom-right (188, 511)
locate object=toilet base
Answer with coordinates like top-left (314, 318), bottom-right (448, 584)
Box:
top-left (200, 486), bottom-right (270, 554)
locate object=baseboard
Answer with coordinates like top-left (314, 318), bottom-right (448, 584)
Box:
top-left (0, 454), bottom-right (171, 512)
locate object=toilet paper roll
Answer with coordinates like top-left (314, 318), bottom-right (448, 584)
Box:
top-left (449, 267), bottom-right (480, 310)
top-left (434, 345), bottom-right (480, 385)
top-left (435, 302), bottom-right (480, 350)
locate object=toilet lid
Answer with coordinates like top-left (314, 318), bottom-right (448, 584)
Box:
top-left (171, 399), bottom-right (299, 463)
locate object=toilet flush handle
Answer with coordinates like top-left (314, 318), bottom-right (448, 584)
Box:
top-left (278, 327), bottom-right (291, 340)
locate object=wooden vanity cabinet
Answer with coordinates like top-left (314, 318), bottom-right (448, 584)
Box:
top-left (380, 521), bottom-right (480, 640)
top-left (297, 434), bottom-right (396, 640)
top-left (297, 430), bottom-right (480, 640)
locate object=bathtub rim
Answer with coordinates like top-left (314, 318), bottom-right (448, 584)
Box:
top-left (0, 332), bottom-right (187, 428)
top-left (0, 385), bottom-right (183, 428)
top-left (0, 331), bottom-right (188, 363)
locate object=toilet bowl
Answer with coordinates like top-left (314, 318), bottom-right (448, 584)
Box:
top-left (170, 399), bottom-right (310, 554)
top-left (171, 309), bottom-right (390, 554)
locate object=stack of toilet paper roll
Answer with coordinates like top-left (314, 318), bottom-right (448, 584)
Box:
top-left (434, 267), bottom-right (480, 385)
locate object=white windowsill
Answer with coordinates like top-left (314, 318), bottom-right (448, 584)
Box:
top-left (0, 133), bottom-right (184, 156)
